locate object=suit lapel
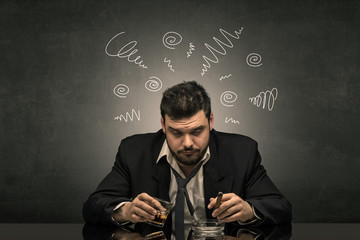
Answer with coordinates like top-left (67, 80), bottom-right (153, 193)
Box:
top-left (204, 131), bottom-right (234, 219)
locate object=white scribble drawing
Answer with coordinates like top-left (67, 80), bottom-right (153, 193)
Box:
top-left (220, 91), bottom-right (238, 107)
top-left (201, 28), bottom-right (244, 76)
top-left (163, 31), bottom-right (183, 49)
top-left (164, 58), bottom-right (175, 72)
top-left (249, 88), bottom-right (278, 111)
top-left (105, 32), bottom-right (148, 69)
top-left (114, 109), bottom-right (141, 122)
top-left (219, 74), bottom-right (232, 81)
top-left (113, 84), bottom-right (129, 98)
top-left (246, 53), bottom-right (263, 67)
top-left (225, 117), bottom-right (240, 124)
top-left (145, 76), bottom-right (163, 92)
top-left (187, 43), bottom-right (195, 58)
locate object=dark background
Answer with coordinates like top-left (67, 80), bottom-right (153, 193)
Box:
top-left (1, 0), bottom-right (359, 223)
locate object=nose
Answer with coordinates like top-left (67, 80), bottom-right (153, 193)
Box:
top-left (183, 134), bottom-right (193, 149)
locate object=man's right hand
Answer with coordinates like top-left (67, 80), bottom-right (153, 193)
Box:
top-left (112, 193), bottom-right (162, 223)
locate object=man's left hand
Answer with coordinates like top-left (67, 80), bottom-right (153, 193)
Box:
top-left (208, 193), bottom-right (255, 223)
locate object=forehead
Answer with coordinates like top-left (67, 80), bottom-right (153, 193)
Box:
top-left (164, 111), bottom-right (208, 129)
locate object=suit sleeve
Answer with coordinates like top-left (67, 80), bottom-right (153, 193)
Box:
top-left (82, 140), bottom-right (132, 225)
top-left (243, 141), bottom-right (292, 226)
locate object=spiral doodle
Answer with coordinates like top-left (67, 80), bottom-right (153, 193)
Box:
top-left (145, 76), bottom-right (163, 92)
top-left (246, 53), bottom-right (263, 67)
top-left (220, 91), bottom-right (237, 107)
top-left (113, 84), bottom-right (129, 98)
top-left (162, 31), bottom-right (183, 49)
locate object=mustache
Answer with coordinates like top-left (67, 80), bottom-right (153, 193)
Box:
top-left (177, 147), bottom-right (200, 153)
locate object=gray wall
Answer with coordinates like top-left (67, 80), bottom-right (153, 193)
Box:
top-left (1, 0), bottom-right (359, 222)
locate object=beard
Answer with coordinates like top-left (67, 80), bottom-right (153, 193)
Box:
top-left (167, 140), bottom-right (209, 166)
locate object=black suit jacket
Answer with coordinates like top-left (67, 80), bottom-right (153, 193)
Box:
top-left (83, 129), bottom-right (292, 232)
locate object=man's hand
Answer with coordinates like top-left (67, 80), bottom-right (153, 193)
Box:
top-left (207, 193), bottom-right (255, 223)
top-left (112, 193), bottom-right (162, 223)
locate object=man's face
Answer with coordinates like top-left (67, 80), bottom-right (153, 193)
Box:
top-left (161, 110), bottom-right (214, 166)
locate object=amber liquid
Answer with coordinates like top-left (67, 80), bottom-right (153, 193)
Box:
top-left (148, 211), bottom-right (168, 226)
top-left (145, 231), bottom-right (166, 240)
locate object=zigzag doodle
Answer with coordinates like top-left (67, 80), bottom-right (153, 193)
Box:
top-left (187, 43), bottom-right (195, 58)
top-left (201, 28), bottom-right (244, 76)
top-left (225, 117), bottom-right (240, 124)
top-left (164, 58), bottom-right (175, 72)
top-left (114, 109), bottom-right (140, 122)
top-left (219, 74), bottom-right (232, 81)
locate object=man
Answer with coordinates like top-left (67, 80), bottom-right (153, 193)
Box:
top-left (83, 81), bottom-right (292, 239)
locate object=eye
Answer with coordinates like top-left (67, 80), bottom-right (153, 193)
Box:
top-left (192, 129), bottom-right (202, 136)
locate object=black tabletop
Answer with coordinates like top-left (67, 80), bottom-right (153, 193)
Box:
top-left (0, 223), bottom-right (359, 240)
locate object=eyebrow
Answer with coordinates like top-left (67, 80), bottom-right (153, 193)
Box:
top-left (168, 125), bottom-right (206, 132)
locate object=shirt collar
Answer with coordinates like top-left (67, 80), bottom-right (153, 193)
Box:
top-left (156, 140), bottom-right (211, 173)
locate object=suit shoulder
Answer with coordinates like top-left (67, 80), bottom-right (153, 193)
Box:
top-left (121, 129), bottom-right (164, 144)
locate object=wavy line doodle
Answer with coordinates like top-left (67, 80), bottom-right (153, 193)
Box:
top-left (246, 53), bottom-right (263, 67)
top-left (219, 74), bottom-right (232, 81)
top-left (164, 58), bottom-right (175, 72)
top-left (187, 43), bottom-right (195, 58)
top-left (113, 84), bottom-right (129, 98)
top-left (163, 31), bottom-right (182, 49)
top-left (220, 91), bottom-right (237, 107)
top-left (145, 76), bottom-right (163, 92)
top-left (249, 88), bottom-right (278, 111)
top-left (114, 109), bottom-right (140, 122)
top-left (105, 32), bottom-right (148, 69)
top-left (201, 28), bottom-right (244, 76)
top-left (225, 117), bottom-right (240, 124)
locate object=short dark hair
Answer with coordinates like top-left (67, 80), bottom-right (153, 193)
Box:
top-left (160, 81), bottom-right (211, 122)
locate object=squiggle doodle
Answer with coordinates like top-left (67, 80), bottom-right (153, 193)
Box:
top-left (114, 109), bottom-right (140, 122)
top-left (105, 32), bottom-right (148, 69)
top-left (187, 43), bottom-right (195, 58)
top-left (225, 117), bottom-right (240, 124)
top-left (145, 76), bottom-right (163, 92)
top-left (249, 88), bottom-right (278, 111)
top-left (113, 84), bottom-right (129, 98)
top-left (163, 32), bottom-right (182, 49)
top-left (246, 53), bottom-right (263, 67)
top-left (220, 91), bottom-right (238, 107)
top-left (164, 58), bottom-right (175, 72)
top-left (219, 74), bottom-right (232, 81)
top-left (201, 28), bottom-right (244, 76)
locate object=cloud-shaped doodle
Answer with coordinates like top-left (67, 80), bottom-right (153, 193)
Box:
top-left (145, 76), bottom-right (163, 92)
top-left (220, 91), bottom-right (238, 107)
top-left (246, 53), bottom-right (263, 67)
top-left (114, 84), bottom-right (129, 98)
top-left (163, 31), bottom-right (183, 49)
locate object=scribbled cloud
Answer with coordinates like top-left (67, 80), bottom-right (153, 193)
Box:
top-left (249, 88), bottom-right (278, 111)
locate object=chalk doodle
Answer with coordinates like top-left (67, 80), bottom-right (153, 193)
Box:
top-left (163, 31), bottom-right (182, 49)
top-left (249, 88), bottom-right (278, 111)
top-left (187, 43), bottom-right (195, 58)
top-left (114, 109), bottom-right (140, 122)
top-left (164, 58), bottom-right (175, 72)
top-left (145, 76), bottom-right (163, 92)
top-left (246, 53), bottom-right (263, 67)
top-left (105, 32), bottom-right (148, 69)
top-left (219, 74), bottom-right (232, 81)
top-left (113, 84), bottom-right (129, 98)
top-left (220, 91), bottom-right (237, 107)
top-left (225, 117), bottom-right (240, 124)
top-left (200, 28), bottom-right (244, 76)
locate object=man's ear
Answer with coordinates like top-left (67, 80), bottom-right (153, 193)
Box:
top-left (209, 112), bottom-right (214, 131)
top-left (161, 117), bottom-right (166, 133)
